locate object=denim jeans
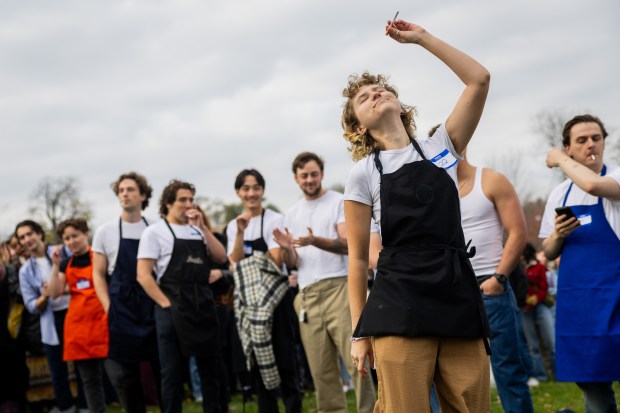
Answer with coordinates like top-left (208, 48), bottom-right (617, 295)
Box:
top-left (522, 303), bottom-right (555, 380)
top-left (576, 382), bottom-right (618, 413)
top-left (482, 283), bottom-right (534, 413)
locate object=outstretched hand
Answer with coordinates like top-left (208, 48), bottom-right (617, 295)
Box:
top-left (385, 19), bottom-right (427, 44)
top-left (294, 228), bottom-right (316, 247)
top-left (273, 227), bottom-right (294, 250)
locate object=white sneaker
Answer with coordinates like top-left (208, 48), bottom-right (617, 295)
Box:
top-left (527, 377), bottom-right (540, 387)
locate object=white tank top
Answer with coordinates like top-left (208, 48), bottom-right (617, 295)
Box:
top-left (460, 167), bottom-right (503, 277)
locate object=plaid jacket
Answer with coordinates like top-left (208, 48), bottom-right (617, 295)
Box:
top-left (233, 251), bottom-right (289, 390)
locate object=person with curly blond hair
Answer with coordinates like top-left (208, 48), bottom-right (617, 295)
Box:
top-left (343, 18), bottom-right (491, 412)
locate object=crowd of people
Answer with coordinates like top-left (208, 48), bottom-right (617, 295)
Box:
top-left (1, 17), bottom-right (619, 413)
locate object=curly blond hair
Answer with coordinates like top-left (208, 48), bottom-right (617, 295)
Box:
top-left (341, 72), bottom-right (417, 161)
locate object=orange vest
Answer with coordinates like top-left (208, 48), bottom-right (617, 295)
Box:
top-left (63, 249), bottom-right (109, 361)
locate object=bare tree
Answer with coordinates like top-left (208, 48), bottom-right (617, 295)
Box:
top-left (486, 150), bottom-right (533, 202)
top-left (532, 109), bottom-right (571, 148)
top-left (29, 176), bottom-right (91, 235)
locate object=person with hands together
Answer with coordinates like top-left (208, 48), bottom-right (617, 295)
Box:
top-left (49, 218), bottom-right (108, 413)
top-left (275, 152), bottom-right (377, 413)
top-left (137, 180), bottom-right (228, 413)
top-left (343, 17), bottom-right (491, 412)
top-left (539, 114), bottom-right (620, 413)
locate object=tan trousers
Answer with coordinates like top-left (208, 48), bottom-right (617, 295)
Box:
top-left (294, 277), bottom-right (376, 413)
top-left (373, 336), bottom-right (489, 413)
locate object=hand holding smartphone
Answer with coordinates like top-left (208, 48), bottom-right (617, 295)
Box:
top-left (555, 206), bottom-right (576, 220)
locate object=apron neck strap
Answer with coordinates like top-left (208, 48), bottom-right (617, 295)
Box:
top-left (562, 164), bottom-right (608, 207)
top-left (164, 219), bottom-right (177, 240)
top-left (373, 137), bottom-right (426, 177)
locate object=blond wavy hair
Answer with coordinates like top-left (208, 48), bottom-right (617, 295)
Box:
top-left (341, 72), bottom-right (417, 161)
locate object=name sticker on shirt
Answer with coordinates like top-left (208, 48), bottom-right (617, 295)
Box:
top-left (577, 213), bottom-right (592, 226)
top-left (243, 243), bottom-right (253, 256)
top-left (430, 149), bottom-right (458, 169)
top-left (76, 279), bottom-right (91, 290)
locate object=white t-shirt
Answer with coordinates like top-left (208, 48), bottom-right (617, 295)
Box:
top-left (137, 220), bottom-right (207, 283)
top-left (226, 209), bottom-right (284, 255)
top-left (35, 257), bottom-right (69, 311)
top-left (285, 190), bottom-right (347, 289)
top-left (92, 217), bottom-right (156, 275)
top-left (344, 123), bottom-right (462, 225)
top-left (539, 164), bottom-right (620, 240)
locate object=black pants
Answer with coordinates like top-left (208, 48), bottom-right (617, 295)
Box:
top-left (253, 366), bottom-right (302, 413)
top-left (154, 305), bottom-right (223, 413)
top-left (105, 358), bottom-right (161, 413)
top-left (75, 359), bottom-right (106, 413)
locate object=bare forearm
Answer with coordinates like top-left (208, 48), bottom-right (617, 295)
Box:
top-left (230, 232), bottom-right (245, 263)
top-left (281, 247), bottom-right (298, 269)
top-left (311, 237), bottom-right (348, 255)
top-left (48, 265), bottom-right (65, 298)
top-left (418, 33), bottom-right (490, 87)
top-left (92, 270), bottom-right (110, 312)
top-left (542, 233), bottom-right (564, 261)
top-left (137, 275), bottom-right (169, 308)
top-left (495, 233), bottom-right (526, 276)
top-left (348, 258), bottom-right (368, 332)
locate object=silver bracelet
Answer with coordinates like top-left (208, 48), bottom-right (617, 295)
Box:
top-left (350, 336), bottom-right (370, 342)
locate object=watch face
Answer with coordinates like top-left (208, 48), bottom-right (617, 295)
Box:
top-left (495, 274), bottom-right (507, 283)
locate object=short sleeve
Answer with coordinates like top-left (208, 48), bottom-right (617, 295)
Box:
top-left (344, 163), bottom-right (372, 206)
top-left (137, 227), bottom-right (161, 260)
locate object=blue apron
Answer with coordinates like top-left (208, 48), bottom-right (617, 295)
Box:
top-left (107, 218), bottom-right (158, 363)
top-left (556, 165), bottom-right (620, 381)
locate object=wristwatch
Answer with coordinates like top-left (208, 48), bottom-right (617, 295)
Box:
top-left (493, 273), bottom-right (508, 284)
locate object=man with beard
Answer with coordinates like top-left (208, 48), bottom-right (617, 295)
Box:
top-left (137, 180), bottom-right (228, 413)
top-left (274, 152), bottom-right (376, 413)
top-left (92, 172), bottom-right (160, 413)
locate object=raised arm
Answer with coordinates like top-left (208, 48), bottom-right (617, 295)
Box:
top-left (48, 246), bottom-right (67, 299)
top-left (546, 148), bottom-right (620, 199)
top-left (386, 20), bottom-right (490, 153)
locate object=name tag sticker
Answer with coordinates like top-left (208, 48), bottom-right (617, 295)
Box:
top-left (430, 149), bottom-right (458, 169)
top-left (577, 214), bottom-right (592, 226)
top-left (243, 243), bottom-right (253, 256)
top-left (76, 279), bottom-right (91, 290)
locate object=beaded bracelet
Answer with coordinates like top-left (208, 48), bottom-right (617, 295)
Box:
top-left (350, 336), bottom-right (370, 342)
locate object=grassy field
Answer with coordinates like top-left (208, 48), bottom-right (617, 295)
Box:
top-left (109, 381), bottom-right (620, 413)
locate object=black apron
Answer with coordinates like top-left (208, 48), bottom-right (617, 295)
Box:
top-left (354, 139), bottom-right (489, 348)
top-left (159, 220), bottom-right (219, 357)
top-left (242, 210), bottom-right (297, 370)
top-left (107, 218), bottom-right (158, 363)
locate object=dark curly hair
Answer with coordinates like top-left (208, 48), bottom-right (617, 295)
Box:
top-left (341, 71), bottom-right (417, 161)
top-left (159, 180), bottom-right (195, 217)
top-left (111, 171), bottom-right (153, 210)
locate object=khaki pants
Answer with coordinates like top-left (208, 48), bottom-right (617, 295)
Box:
top-left (373, 336), bottom-right (490, 413)
top-left (294, 277), bottom-right (376, 413)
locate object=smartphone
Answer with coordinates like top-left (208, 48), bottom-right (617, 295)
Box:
top-left (555, 206), bottom-right (576, 220)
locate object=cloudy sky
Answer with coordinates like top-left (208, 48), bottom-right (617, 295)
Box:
top-left (1, 0), bottom-right (619, 237)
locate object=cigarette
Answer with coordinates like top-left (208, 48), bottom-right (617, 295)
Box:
top-left (591, 155), bottom-right (596, 160)
top-left (385, 11), bottom-right (399, 35)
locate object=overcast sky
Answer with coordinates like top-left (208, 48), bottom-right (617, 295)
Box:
top-left (1, 0), bottom-right (619, 238)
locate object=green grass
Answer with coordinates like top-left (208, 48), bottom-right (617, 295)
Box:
top-left (109, 381), bottom-right (619, 412)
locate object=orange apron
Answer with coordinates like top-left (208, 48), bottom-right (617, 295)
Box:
top-left (63, 249), bottom-right (109, 361)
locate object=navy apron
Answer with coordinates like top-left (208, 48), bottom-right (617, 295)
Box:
top-left (354, 139), bottom-right (489, 350)
top-left (107, 218), bottom-right (158, 363)
top-left (556, 165), bottom-right (620, 381)
top-left (160, 220), bottom-right (219, 357)
top-left (241, 210), bottom-right (297, 370)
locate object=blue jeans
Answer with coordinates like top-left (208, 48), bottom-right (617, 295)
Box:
top-left (522, 304), bottom-right (555, 380)
top-left (483, 283), bottom-right (534, 413)
top-left (576, 382), bottom-right (618, 413)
